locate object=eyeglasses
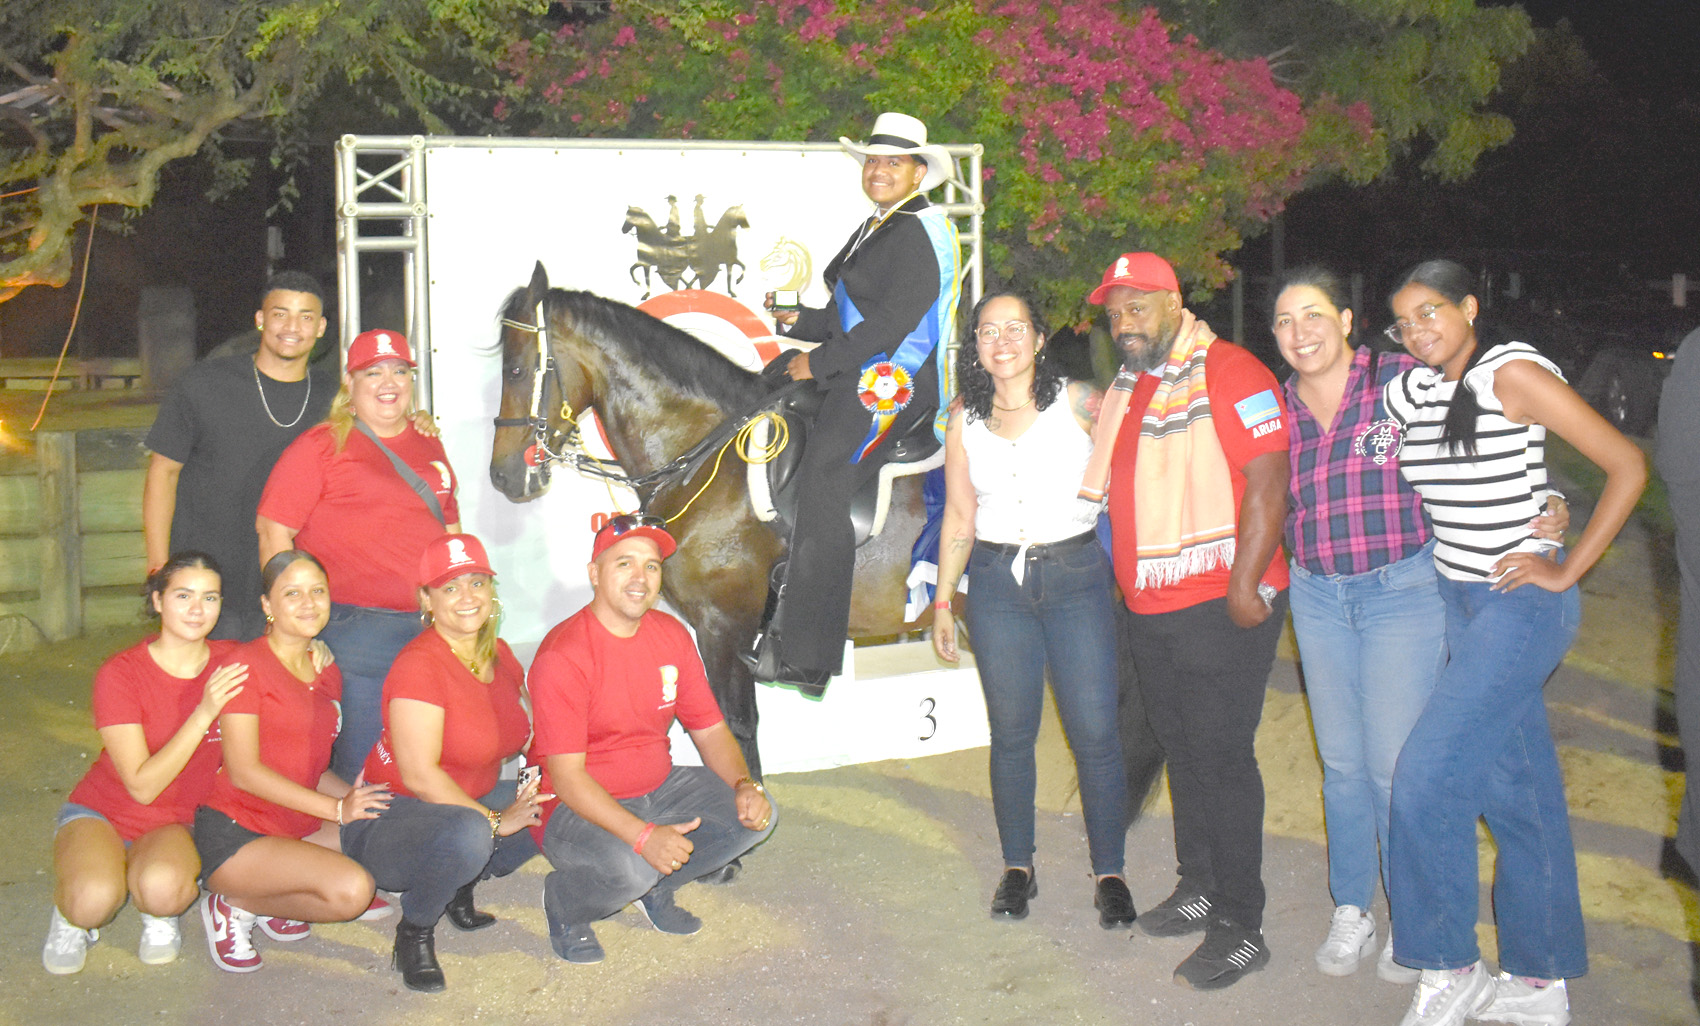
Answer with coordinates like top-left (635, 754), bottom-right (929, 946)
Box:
top-left (602, 512), bottom-right (666, 536)
top-left (975, 321), bottom-right (1032, 344)
top-left (1383, 302), bottom-right (1449, 345)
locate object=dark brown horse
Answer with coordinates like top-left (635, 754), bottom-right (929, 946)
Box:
top-left (488, 262), bottom-right (929, 774)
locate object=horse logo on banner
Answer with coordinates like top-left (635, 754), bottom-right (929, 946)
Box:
top-left (622, 194), bottom-right (748, 299)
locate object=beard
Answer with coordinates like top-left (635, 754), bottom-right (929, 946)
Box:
top-left (1116, 318), bottom-right (1179, 374)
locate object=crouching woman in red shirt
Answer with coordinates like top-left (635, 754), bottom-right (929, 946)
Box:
top-left (44, 553), bottom-right (248, 974)
top-left (340, 533), bottom-right (544, 993)
top-left (193, 549), bottom-right (391, 973)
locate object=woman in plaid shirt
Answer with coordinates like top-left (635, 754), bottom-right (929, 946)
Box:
top-left (1271, 269), bottom-right (1563, 985)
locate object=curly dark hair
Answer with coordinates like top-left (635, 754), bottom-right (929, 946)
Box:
top-left (954, 290), bottom-right (1064, 423)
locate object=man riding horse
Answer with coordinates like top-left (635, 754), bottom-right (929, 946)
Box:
top-left (753, 112), bottom-right (963, 693)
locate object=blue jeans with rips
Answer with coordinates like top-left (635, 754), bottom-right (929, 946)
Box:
top-left (1289, 542), bottom-right (1446, 911)
top-left (963, 535), bottom-right (1127, 876)
top-left (1389, 572), bottom-right (1587, 979)
top-left (540, 766), bottom-right (776, 927)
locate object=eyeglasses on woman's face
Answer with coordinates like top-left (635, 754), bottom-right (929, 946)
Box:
top-left (975, 321), bottom-right (1032, 345)
top-left (1383, 302), bottom-right (1450, 345)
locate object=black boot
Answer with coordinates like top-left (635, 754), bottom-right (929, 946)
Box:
top-left (393, 919), bottom-right (446, 992)
top-left (443, 882), bottom-right (495, 931)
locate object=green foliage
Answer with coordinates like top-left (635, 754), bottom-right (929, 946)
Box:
top-left (0, 0), bottom-right (543, 302)
top-left (504, 0), bottom-right (1524, 323)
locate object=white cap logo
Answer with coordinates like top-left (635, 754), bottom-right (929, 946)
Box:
top-left (1114, 256), bottom-right (1131, 278)
top-left (374, 333), bottom-right (398, 357)
top-left (446, 538), bottom-right (471, 567)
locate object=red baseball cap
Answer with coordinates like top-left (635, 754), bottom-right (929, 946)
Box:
top-left (1088, 252), bottom-right (1180, 304)
top-left (346, 329), bottom-right (416, 373)
top-left (591, 513), bottom-right (678, 561)
top-left (419, 533), bottom-right (497, 589)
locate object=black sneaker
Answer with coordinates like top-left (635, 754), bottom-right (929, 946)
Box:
top-left (1137, 882), bottom-right (1214, 937)
top-left (1173, 916), bottom-right (1270, 990)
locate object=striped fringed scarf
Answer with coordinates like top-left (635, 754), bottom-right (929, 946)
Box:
top-left (1078, 314), bottom-right (1237, 590)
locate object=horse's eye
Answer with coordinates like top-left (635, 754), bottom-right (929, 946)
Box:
top-left (510, 363), bottom-right (525, 378)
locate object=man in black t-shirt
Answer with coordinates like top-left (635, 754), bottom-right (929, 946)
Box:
top-left (142, 271), bottom-right (334, 640)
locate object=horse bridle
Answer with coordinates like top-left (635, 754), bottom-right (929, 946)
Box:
top-left (493, 298), bottom-right (733, 495)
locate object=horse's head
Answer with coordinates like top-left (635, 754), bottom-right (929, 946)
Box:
top-left (489, 261), bottom-right (596, 501)
top-left (719, 205), bottom-right (750, 232)
top-left (621, 207), bottom-right (651, 235)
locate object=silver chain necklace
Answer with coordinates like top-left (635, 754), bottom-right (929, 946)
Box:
top-left (253, 360), bottom-right (312, 428)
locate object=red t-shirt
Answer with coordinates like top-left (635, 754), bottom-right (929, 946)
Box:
top-left (528, 607), bottom-right (723, 837)
top-left (1108, 340), bottom-right (1291, 614)
top-left (204, 638), bottom-right (343, 839)
top-left (362, 632), bottom-right (531, 800)
top-left (257, 423), bottom-right (459, 611)
top-left (68, 639), bottom-right (238, 841)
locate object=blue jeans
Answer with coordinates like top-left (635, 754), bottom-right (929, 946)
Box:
top-left (964, 535), bottom-right (1126, 876)
top-left (541, 766), bottom-right (776, 926)
top-left (1289, 543), bottom-right (1446, 910)
top-left (320, 604), bottom-right (422, 784)
top-left (1390, 574), bottom-right (1587, 979)
top-left (340, 780), bottom-right (539, 927)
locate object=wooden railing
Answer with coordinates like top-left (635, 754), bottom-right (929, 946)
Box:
top-left (0, 428), bottom-right (148, 639)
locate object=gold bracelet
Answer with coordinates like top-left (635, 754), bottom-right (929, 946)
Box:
top-left (484, 807), bottom-right (502, 837)
top-left (733, 776), bottom-right (766, 796)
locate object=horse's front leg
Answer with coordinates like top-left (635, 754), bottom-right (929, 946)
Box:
top-left (696, 626), bottom-right (763, 779)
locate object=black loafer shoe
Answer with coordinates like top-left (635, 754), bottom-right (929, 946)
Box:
top-left (1094, 876), bottom-right (1137, 929)
top-left (990, 868), bottom-right (1037, 919)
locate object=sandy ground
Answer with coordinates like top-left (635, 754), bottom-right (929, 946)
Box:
top-left (3, 446), bottom-right (1697, 1025)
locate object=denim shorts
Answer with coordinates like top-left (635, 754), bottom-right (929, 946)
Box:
top-left (192, 807), bottom-right (264, 883)
top-left (54, 802), bottom-right (110, 833)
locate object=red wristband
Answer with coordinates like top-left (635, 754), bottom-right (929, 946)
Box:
top-left (633, 821), bottom-right (656, 854)
top-left (934, 598), bottom-right (950, 609)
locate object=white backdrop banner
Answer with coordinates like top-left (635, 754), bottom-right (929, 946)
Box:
top-left (418, 142), bottom-right (988, 773)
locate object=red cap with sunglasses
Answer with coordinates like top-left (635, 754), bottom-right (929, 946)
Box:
top-left (591, 513), bottom-right (678, 561)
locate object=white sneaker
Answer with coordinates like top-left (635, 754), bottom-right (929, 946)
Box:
top-left (1380, 932), bottom-right (1421, 984)
top-left (1399, 962), bottom-right (1494, 1026)
top-left (42, 907), bottom-right (97, 975)
top-left (137, 913), bottom-right (182, 965)
top-left (1316, 904), bottom-right (1377, 976)
top-left (1473, 973), bottom-right (1570, 1026)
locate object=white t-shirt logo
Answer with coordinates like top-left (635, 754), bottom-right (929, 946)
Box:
top-left (659, 665), bottom-right (679, 707)
top-left (430, 460), bottom-right (453, 493)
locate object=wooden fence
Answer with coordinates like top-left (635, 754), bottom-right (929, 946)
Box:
top-left (0, 428), bottom-right (148, 639)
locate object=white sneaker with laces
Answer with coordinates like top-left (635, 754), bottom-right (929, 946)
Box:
top-left (1379, 933), bottom-right (1421, 984)
top-left (1398, 962), bottom-right (1494, 1026)
top-left (1316, 904), bottom-right (1377, 975)
top-left (1473, 973), bottom-right (1570, 1026)
top-left (42, 907), bottom-right (97, 975)
top-left (137, 913), bottom-right (182, 965)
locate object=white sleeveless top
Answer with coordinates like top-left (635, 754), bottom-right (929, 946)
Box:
top-left (963, 388), bottom-right (1102, 546)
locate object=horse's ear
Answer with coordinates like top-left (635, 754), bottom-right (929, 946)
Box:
top-left (529, 261), bottom-right (549, 301)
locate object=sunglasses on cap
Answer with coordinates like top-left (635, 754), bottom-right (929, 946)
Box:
top-left (605, 513), bottom-right (666, 535)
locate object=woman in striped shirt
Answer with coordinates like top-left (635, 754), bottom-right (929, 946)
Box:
top-left (1380, 259), bottom-right (1646, 1026)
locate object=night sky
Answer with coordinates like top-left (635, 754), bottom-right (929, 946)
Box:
top-left (1509, 0), bottom-right (1700, 102)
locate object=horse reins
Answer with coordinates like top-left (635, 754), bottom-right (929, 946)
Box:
top-left (494, 300), bottom-right (789, 517)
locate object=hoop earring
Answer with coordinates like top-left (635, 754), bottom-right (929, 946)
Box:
top-left (264, 613), bottom-right (273, 634)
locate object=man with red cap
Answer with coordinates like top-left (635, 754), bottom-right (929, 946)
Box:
top-left (1083, 252), bottom-right (1290, 990)
top-left (528, 515), bottom-right (776, 964)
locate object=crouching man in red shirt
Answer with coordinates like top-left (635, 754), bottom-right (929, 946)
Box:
top-left (528, 515), bottom-right (776, 964)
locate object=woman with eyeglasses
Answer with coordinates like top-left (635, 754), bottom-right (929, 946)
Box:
top-left (931, 291), bottom-right (1132, 928)
top-left (1378, 259), bottom-right (1645, 1026)
top-left (1270, 268), bottom-right (1567, 986)
top-left (340, 533), bottom-right (544, 992)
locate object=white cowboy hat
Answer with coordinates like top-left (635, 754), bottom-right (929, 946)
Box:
top-left (839, 112), bottom-right (956, 193)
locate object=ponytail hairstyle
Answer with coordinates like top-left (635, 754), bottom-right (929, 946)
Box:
top-left (1394, 259), bottom-right (1485, 456)
top-left (261, 548), bottom-right (327, 596)
top-left (142, 551), bottom-right (223, 619)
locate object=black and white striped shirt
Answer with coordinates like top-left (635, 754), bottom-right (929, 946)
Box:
top-left (1383, 342), bottom-right (1563, 582)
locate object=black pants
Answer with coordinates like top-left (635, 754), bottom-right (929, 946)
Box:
top-left (776, 387), bottom-right (931, 676)
top-left (1126, 592), bottom-right (1287, 932)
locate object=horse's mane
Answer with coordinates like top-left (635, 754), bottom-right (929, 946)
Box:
top-left (499, 285), bottom-right (765, 412)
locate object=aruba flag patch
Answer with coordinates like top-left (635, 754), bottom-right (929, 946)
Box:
top-left (1234, 389), bottom-right (1282, 429)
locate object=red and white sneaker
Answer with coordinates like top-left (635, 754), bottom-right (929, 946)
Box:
top-left (356, 895), bottom-right (394, 922)
top-left (199, 893), bottom-right (261, 973)
top-left (257, 917), bottom-right (311, 942)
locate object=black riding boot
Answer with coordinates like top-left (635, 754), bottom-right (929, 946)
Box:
top-left (444, 882), bottom-right (495, 931)
top-left (393, 919), bottom-right (446, 992)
